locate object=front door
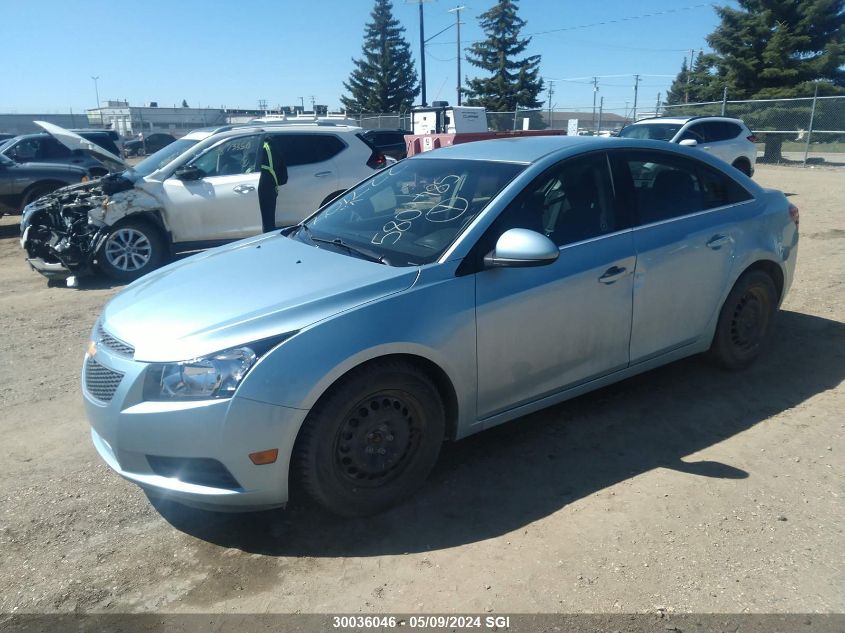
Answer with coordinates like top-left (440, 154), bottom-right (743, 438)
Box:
top-left (475, 152), bottom-right (636, 419)
top-left (161, 134), bottom-right (263, 243)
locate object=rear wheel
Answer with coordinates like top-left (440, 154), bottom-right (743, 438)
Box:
top-left (707, 270), bottom-right (777, 369)
top-left (295, 360), bottom-right (445, 517)
top-left (97, 220), bottom-right (165, 281)
top-left (732, 158), bottom-right (752, 177)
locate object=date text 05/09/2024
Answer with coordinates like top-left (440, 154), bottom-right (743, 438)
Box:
top-left (332, 615), bottom-right (512, 629)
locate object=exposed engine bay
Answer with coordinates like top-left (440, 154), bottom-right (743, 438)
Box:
top-left (20, 174), bottom-right (136, 279)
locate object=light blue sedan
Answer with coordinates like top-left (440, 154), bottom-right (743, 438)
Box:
top-left (83, 136), bottom-right (798, 516)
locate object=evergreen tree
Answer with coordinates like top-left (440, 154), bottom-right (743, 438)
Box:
top-left (665, 52), bottom-right (721, 105)
top-left (706, 0), bottom-right (845, 159)
top-left (463, 0), bottom-right (544, 128)
top-left (341, 0), bottom-right (419, 113)
top-left (707, 0), bottom-right (845, 99)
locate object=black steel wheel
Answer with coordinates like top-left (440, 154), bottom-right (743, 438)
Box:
top-left (295, 360), bottom-right (445, 517)
top-left (707, 269), bottom-right (777, 369)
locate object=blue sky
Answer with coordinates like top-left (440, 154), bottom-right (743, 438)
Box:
top-left (2, 0), bottom-right (728, 116)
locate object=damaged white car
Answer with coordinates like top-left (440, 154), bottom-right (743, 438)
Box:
top-left (20, 122), bottom-right (389, 282)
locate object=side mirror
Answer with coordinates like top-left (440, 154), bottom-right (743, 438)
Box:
top-left (679, 138), bottom-right (698, 147)
top-left (174, 165), bottom-right (204, 181)
top-left (484, 228), bottom-right (559, 268)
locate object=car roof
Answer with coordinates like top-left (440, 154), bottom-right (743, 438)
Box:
top-left (412, 135), bottom-right (737, 165)
top-left (631, 115), bottom-right (745, 125)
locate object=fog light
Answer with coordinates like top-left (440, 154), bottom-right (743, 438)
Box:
top-left (249, 449), bottom-right (278, 465)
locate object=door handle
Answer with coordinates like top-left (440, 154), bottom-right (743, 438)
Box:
top-left (233, 184), bottom-right (255, 194)
top-left (706, 234), bottom-right (731, 249)
top-left (598, 266), bottom-right (627, 284)
top-left (314, 171), bottom-right (332, 178)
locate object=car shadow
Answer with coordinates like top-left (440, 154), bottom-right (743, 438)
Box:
top-left (0, 219), bottom-right (21, 239)
top-left (151, 310), bottom-right (845, 556)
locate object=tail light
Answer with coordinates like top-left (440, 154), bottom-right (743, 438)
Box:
top-left (788, 203), bottom-right (799, 228)
top-left (367, 150), bottom-right (387, 170)
top-left (747, 134), bottom-right (759, 143)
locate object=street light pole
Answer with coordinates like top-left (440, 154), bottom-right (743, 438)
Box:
top-left (407, 0), bottom-right (434, 107)
top-left (91, 76), bottom-right (101, 126)
top-left (448, 6), bottom-right (465, 106)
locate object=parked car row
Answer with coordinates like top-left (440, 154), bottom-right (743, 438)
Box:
top-left (20, 121), bottom-right (392, 281)
top-left (81, 135), bottom-right (798, 516)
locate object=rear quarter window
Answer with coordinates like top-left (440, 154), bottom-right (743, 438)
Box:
top-left (275, 134), bottom-right (346, 166)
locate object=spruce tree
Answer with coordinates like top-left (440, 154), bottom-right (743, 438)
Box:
top-left (706, 0), bottom-right (845, 159)
top-left (665, 52), bottom-right (721, 105)
top-left (341, 0), bottom-right (420, 113)
top-left (463, 0), bottom-right (544, 129)
top-left (707, 0), bottom-right (845, 99)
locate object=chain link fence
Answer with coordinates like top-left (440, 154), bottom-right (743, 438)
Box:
top-left (663, 95), bottom-right (845, 166)
top-left (347, 95), bottom-right (845, 167)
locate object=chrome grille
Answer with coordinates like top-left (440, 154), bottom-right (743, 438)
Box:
top-left (84, 358), bottom-right (124, 402)
top-left (97, 323), bottom-right (134, 358)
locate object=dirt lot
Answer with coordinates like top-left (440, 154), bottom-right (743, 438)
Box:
top-left (0, 165), bottom-right (843, 616)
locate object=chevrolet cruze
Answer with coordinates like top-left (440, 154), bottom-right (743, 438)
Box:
top-left (83, 136), bottom-right (798, 517)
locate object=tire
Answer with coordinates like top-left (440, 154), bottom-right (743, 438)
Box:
top-left (97, 220), bottom-right (166, 282)
top-left (707, 270), bottom-right (777, 370)
top-left (295, 360), bottom-right (445, 517)
top-left (19, 183), bottom-right (60, 212)
top-left (732, 159), bottom-right (752, 177)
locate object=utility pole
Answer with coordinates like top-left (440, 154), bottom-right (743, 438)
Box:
top-left (547, 80), bottom-right (554, 128)
top-left (655, 92), bottom-right (661, 117)
top-left (91, 76), bottom-right (102, 126)
top-left (597, 96), bottom-right (604, 134)
top-left (298, 96), bottom-right (304, 113)
top-left (310, 96), bottom-right (316, 112)
top-left (592, 77), bottom-right (599, 132)
top-left (448, 6), bottom-right (465, 105)
top-left (632, 74), bottom-right (640, 121)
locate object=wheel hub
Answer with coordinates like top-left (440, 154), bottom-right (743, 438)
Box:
top-left (335, 395), bottom-right (418, 486)
top-left (105, 228), bottom-right (152, 272)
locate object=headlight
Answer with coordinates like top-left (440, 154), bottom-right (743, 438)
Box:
top-left (143, 346), bottom-right (257, 401)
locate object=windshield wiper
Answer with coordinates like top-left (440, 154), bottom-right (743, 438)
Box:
top-left (293, 224), bottom-right (390, 265)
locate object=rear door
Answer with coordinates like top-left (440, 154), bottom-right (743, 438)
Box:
top-left (610, 149), bottom-right (754, 362)
top-left (272, 133), bottom-right (343, 225)
top-left (160, 134), bottom-right (263, 242)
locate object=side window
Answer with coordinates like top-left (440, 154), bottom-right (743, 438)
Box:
top-left (494, 153), bottom-right (624, 247)
top-left (189, 135), bottom-right (260, 178)
top-left (622, 151), bottom-right (751, 224)
top-left (276, 134), bottom-right (345, 167)
top-left (697, 164), bottom-right (753, 207)
top-left (678, 123), bottom-right (706, 143)
top-left (10, 139), bottom-right (39, 161)
top-left (720, 122), bottom-right (742, 140)
top-left (42, 137), bottom-right (72, 159)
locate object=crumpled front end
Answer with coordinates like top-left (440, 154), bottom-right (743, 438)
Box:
top-left (20, 175), bottom-right (135, 279)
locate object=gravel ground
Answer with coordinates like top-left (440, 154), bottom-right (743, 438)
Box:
top-left (0, 164), bottom-right (842, 616)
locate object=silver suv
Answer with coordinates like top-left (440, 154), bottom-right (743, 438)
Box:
top-left (619, 116), bottom-right (757, 177)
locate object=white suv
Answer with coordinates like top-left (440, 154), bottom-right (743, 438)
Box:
top-left (21, 123), bottom-right (390, 281)
top-left (619, 116), bottom-right (757, 177)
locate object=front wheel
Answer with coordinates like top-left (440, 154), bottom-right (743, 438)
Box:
top-left (97, 220), bottom-right (165, 281)
top-left (707, 270), bottom-right (777, 369)
top-left (294, 360), bottom-right (445, 517)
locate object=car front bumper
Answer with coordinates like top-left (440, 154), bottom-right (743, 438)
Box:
top-left (83, 343), bottom-right (308, 512)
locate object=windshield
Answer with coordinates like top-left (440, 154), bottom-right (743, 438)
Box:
top-left (300, 158), bottom-right (525, 266)
top-left (618, 123), bottom-right (683, 141)
top-left (131, 138), bottom-right (200, 178)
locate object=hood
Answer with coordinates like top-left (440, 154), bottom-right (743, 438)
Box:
top-left (102, 233), bottom-right (419, 362)
top-left (34, 120), bottom-right (126, 169)
top-left (14, 160), bottom-right (89, 175)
